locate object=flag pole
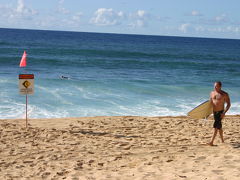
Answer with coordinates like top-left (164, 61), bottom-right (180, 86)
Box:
top-left (26, 94), bottom-right (28, 129)
top-left (19, 50), bottom-right (29, 129)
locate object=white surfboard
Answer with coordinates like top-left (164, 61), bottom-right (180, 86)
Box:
top-left (188, 100), bottom-right (213, 119)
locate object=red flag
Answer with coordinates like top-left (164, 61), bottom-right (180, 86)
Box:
top-left (19, 51), bottom-right (27, 67)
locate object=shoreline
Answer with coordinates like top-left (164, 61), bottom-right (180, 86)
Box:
top-left (1, 115), bottom-right (239, 179)
top-left (1, 114), bottom-right (240, 129)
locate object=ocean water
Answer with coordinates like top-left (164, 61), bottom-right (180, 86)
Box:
top-left (0, 28), bottom-right (240, 119)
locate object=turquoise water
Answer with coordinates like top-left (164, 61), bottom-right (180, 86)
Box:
top-left (0, 28), bottom-right (240, 119)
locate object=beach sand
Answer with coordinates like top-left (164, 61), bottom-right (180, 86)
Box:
top-left (0, 115), bottom-right (239, 180)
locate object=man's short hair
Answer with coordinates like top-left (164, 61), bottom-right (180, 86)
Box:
top-left (215, 81), bottom-right (222, 87)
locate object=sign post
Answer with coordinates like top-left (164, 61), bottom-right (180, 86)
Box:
top-left (19, 74), bottom-right (34, 128)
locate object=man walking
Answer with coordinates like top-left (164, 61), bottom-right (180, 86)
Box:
top-left (209, 81), bottom-right (231, 146)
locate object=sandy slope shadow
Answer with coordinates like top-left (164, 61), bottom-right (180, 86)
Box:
top-left (69, 129), bottom-right (141, 139)
top-left (231, 142), bottom-right (240, 149)
top-left (113, 134), bottom-right (141, 138)
top-left (70, 130), bottom-right (109, 136)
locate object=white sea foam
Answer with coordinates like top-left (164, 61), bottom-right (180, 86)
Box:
top-left (37, 85), bottom-right (74, 105)
top-left (29, 106), bottom-right (69, 119)
top-left (227, 102), bottom-right (240, 115)
top-left (0, 100), bottom-right (25, 119)
top-left (1, 84), bottom-right (240, 119)
top-left (1, 98), bottom-right (240, 119)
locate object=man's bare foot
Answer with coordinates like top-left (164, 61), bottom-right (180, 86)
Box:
top-left (208, 142), bottom-right (214, 146)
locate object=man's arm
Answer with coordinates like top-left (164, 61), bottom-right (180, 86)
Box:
top-left (223, 93), bottom-right (231, 114)
top-left (222, 93), bottom-right (231, 118)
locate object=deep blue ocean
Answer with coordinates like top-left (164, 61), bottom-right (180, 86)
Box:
top-left (0, 28), bottom-right (240, 119)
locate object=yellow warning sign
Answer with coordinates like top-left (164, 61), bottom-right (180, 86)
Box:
top-left (19, 74), bottom-right (34, 95)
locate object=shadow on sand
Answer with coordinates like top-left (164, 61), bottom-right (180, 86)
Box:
top-left (231, 142), bottom-right (240, 149)
top-left (69, 129), bottom-right (141, 139)
top-left (70, 130), bottom-right (109, 136)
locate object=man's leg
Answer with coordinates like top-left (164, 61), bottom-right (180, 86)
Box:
top-left (209, 128), bottom-right (218, 146)
top-left (219, 128), bottom-right (224, 143)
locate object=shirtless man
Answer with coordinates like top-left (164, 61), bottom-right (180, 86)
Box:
top-left (209, 81), bottom-right (231, 146)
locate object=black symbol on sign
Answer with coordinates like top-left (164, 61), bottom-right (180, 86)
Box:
top-left (23, 81), bottom-right (31, 88)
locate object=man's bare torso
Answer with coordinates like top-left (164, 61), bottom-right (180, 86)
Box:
top-left (210, 90), bottom-right (227, 112)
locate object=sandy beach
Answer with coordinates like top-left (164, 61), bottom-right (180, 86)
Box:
top-left (0, 115), bottom-right (239, 180)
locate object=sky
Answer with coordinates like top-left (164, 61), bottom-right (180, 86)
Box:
top-left (0, 0), bottom-right (240, 39)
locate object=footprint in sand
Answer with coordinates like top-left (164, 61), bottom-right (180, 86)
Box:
top-left (181, 169), bottom-right (191, 173)
top-left (194, 156), bottom-right (206, 161)
top-left (41, 172), bottom-right (51, 179)
top-left (212, 169), bottom-right (223, 174)
top-left (224, 155), bottom-right (233, 159)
